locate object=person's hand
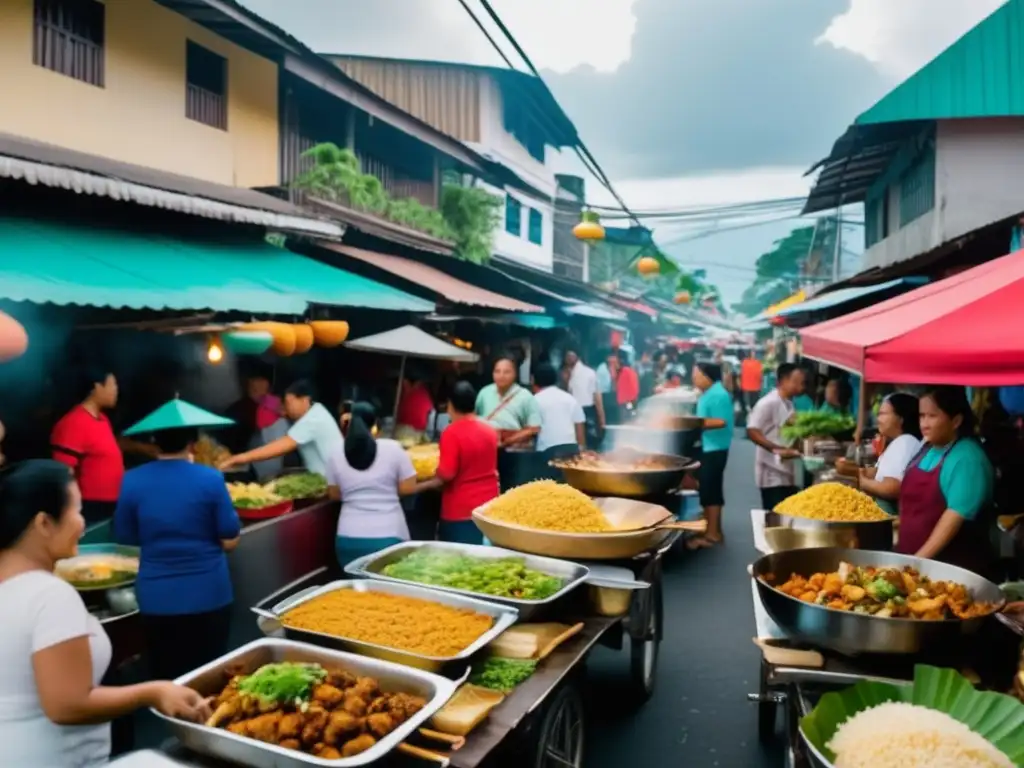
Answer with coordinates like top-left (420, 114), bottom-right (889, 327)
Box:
top-left (774, 448), bottom-right (801, 460)
top-left (150, 682), bottom-right (211, 723)
top-left (217, 455), bottom-right (238, 472)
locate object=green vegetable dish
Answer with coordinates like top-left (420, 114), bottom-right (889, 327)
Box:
top-left (271, 473), bottom-right (328, 500)
top-left (470, 658), bottom-right (537, 692)
top-left (236, 662), bottom-right (327, 705)
top-left (781, 412), bottom-right (855, 442)
top-left (380, 550), bottom-right (564, 600)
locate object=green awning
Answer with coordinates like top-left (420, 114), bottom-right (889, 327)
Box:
top-left (0, 216), bottom-right (434, 314)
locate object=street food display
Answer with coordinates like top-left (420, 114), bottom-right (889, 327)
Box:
top-left (553, 451), bottom-right (687, 472)
top-left (203, 661), bottom-right (426, 759)
top-left (469, 657), bottom-right (537, 693)
top-left (774, 483), bottom-right (890, 522)
top-left (394, 425), bottom-right (427, 450)
top-left (781, 412), bottom-right (856, 442)
top-left (193, 435), bottom-right (231, 468)
top-left (267, 472), bottom-right (328, 500)
top-left (429, 684), bottom-right (505, 737)
top-left (483, 480), bottom-right (612, 533)
top-left (280, 589), bottom-right (496, 657)
top-left (55, 553), bottom-right (139, 590)
top-left (765, 562), bottom-right (1000, 620)
top-left (800, 667), bottom-right (1024, 768)
top-left (380, 550), bottom-right (564, 600)
top-left (227, 482), bottom-right (284, 509)
top-left (406, 444), bottom-right (440, 481)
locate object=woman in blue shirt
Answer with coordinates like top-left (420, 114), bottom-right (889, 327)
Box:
top-left (689, 361), bottom-right (734, 549)
top-left (113, 401), bottom-right (240, 680)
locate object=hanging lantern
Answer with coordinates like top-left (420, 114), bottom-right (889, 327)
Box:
top-left (309, 320), bottom-right (350, 348)
top-left (292, 324), bottom-right (315, 354)
top-left (0, 311), bottom-right (28, 362)
top-left (206, 335), bottom-right (224, 364)
top-left (636, 256), bottom-right (660, 276)
top-left (573, 210), bottom-right (605, 242)
top-left (673, 290), bottom-right (691, 305)
top-left (223, 330), bottom-right (273, 356)
top-left (242, 322), bottom-right (296, 356)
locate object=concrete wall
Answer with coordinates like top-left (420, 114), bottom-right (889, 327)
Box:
top-left (0, 0), bottom-right (279, 188)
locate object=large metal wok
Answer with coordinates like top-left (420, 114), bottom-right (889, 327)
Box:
top-left (752, 547), bottom-right (1005, 655)
top-left (549, 449), bottom-right (699, 497)
top-left (763, 511), bottom-right (895, 553)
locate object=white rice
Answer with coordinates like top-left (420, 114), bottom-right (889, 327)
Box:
top-left (827, 701), bottom-right (1012, 768)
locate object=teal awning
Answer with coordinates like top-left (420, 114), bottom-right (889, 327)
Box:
top-left (0, 216), bottom-right (433, 314)
top-left (776, 278), bottom-right (927, 319)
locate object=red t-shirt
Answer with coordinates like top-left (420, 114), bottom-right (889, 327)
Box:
top-left (397, 384), bottom-right (433, 432)
top-left (741, 359), bottom-right (764, 392)
top-left (51, 405), bottom-right (124, 502)
top-left (616, 366), bottom-right (640, 405)
top-left (437, 417), bottom-right (499, 522)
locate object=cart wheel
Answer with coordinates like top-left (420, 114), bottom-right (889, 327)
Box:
top-left (627, 574), bottom-right (663, 704)
top-left (533, 684), bottom-right (586, 768)
top-left (758, 659), bottom-right (778, 743)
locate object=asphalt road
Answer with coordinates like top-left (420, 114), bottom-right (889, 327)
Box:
top-left (584, 434), bottom-right (783, 768)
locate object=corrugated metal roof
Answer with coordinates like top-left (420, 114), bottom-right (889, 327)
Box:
top-left (319, 243), bottom-right (543, 313)
top-left (857, 0), bottom-right (1024, 126)
top-left (0, 215), bottom-right (432, 314)
top-left (0, 133), bottom-right (342, 237)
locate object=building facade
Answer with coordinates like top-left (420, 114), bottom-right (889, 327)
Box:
top-left (326, 56), bottom-right (580, 271)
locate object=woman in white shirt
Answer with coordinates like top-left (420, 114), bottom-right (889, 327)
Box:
top-left (0, 460), bottom-right (207, 767)
top-left (859, 393), bottom-right (923, 515)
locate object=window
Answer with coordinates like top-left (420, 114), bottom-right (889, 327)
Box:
top-left (505, 195), bottom-right (522, 237)
top-left (33, 0), bottom-right (105, 87)
top-left (898, 147), bottom-right (935, 227)
top-left (528, 208), bottom-right (543, 245)
top-left (186, 41), bottom-right (228, 130)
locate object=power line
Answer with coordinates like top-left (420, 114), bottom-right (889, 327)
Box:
top-left (461, 0), bottom-right (642, 227)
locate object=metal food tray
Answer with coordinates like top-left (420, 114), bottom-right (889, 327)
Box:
top-left (152, 638), bottom-right (458, 768)
top-left (254, 579), bottom-right (519, 671)
top-left (55, 543), bottom-right (140, 592)
top-left (344, 540), bottom-right (590, 621)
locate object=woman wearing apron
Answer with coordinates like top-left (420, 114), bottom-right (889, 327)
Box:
top-left (475, 354), bottom-right (541, 490)
top-left (897, 387), bottom-right (996, 579)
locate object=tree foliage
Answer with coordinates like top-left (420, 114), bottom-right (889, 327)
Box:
top-left (732, 225), bottom-right (815, 316)
top-left (292, 143), bottom-right (500, 264)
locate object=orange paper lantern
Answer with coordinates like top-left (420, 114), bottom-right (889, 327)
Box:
top-left (573, 211), bottom-right (605, 242)
top-left (242, 322), bottom-right (296, 356)
top-left (292, 324), bottom-right (315, 354)
top-left (637, 256), bottom-right (660, 276)
top-left (674, 291), bottom-right (691, 305)
top-left (0, 311), bottom-right (28, 362)
top-left (309, 321), bottom-right (350, 348)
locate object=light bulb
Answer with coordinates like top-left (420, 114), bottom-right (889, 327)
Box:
top-left (207, 338), bottom-right (224, 364)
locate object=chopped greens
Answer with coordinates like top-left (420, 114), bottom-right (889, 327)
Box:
top-left (381, 550), bottom-right (564, 600)
top-left (470, 658), bottom-right (537, 692)
top-left (271, 473), bottom-right (328, 500)
top-left (236, 662), bottom-right (327, 704)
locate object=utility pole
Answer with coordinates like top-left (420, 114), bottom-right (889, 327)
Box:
top-left (831, 205), bottom-right (843, 283)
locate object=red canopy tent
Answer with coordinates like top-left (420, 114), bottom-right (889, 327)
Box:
top-left (801, 249), bottom-right (1024, 385)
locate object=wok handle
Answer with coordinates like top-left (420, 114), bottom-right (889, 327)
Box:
top-left (398, 743), bottom-right (450, 765)
top-left (418, 728), bottom-right (466, 749)
top-left (656, 520), bottom-right (708, 533)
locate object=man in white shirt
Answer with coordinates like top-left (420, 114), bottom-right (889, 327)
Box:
top-left (747, 363), bottom-right (806, 511)
top-left (534, 363), bottom-right (586, 454)
top-left (564, 348), bottom-right (605, 445)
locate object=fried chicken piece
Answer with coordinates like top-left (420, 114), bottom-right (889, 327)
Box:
top-left (246, 712), bottom-right (283, 743)
top-left (278, 712), bottom-right (303, 741)
top-left (341, 734), bottom-right (377, 757)
top-left (328, 669), bottom-right (358, 689)
top-left (324, 710), bottom-right (362, 745)
top-left (226, 721), bottom-right (248, 737)
top-left (314, 744), bottom-right (343, 759)
top-left (279, 739), bottom-right (301, 751)
top-left (366, 712), bottom-right (395, 737)
top-left (386, 693), bottom-right (426, 723)
top-left (351, 677), bottom-right (379, 700)
top-left (341, 691), bottom-right (368, 718)
top-left (908, 596), bottom-right (947, 617)
top-left (301, 706), bottom-right (330, 747)
top-left (840, 584), bottom-right (866, 602)
top-left (312, 683), bottom-right (345, 708)
top-left (821, 573), bottom-right (844, 597)
top-left (206, 697), bottom-right (241, 728)
top-left (368, 695), bottom-right (390, 715)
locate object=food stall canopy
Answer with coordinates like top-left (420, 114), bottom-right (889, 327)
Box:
top-left (765, 290), bottom-right (807, 316)
top-left (801, 249), bottom-right (1024, 385)
top-left (0, 216), bottom-right (434, 314)
top-left (123, 399), bottom-right (233, 436)
top-left (775, 278), bottom-right (927, 321)
top-left (318, 243), bottom-right (543, 313)
top-left (345, 325), bottom-right (479, 362)
top-left (562, 303), bottom-right (628, 321)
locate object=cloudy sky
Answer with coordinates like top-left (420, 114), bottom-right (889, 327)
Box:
top-left (241, 0), bottom-right (1004, 302)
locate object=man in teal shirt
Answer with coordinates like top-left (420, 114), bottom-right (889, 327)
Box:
top-left (690, 361), bottom-right (734, 548)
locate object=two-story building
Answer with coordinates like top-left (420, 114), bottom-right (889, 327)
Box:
top-left (324, 55), bottom-right (581, 272)
top-left (802, 0), bottom-right (1024, 286)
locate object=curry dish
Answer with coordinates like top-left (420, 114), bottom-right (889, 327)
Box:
top-left (763, 562), bottom-right (999, 620)
top-left (204, 661), bottom-right (426, 760)
top-left (552, 451), bottom-right (685, 472)
top-left (281, 590), bottom-right (495, 657)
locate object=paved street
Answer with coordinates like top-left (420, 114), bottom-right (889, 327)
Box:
top-left (585, 434), bottom-right (782, 767)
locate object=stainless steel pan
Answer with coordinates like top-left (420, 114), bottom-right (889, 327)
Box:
top-left (752, 547), bottom-right (1005, 655)
top-left (550, 450), bottom-right (698, 497)
top-left (764, 511), bottom-right (895, 552)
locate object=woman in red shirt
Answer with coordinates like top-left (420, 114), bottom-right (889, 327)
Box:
top-left (423, 381), bottom-right (498, 544)
top-left (614, 350), bottom-right (641, 414)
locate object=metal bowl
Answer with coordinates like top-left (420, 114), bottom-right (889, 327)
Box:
top-left (764, 511), bottom-right (895, 552)
top-left (752, 547), bottom-right (1005, 655)
top-left (472, 497), bottom-right (674, 560)
top-left (55, 544), bottom-right (140, 592)
top-left (550, 450), bottom-right (697, 497)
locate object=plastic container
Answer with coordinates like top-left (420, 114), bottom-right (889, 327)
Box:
top-left (680, 489), bottom-right (701, 521)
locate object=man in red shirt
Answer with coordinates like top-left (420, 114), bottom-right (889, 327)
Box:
top-left (51, 368), bottom-right (125, 524)
top-left (428, 380), bottom-right (498, 544)
top-left (396, 371), bottom-right (434, 432)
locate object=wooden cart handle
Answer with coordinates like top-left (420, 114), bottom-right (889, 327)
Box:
top-left (654, 519), bottom-right (708, 533)
top-left (537, 622), bottom-right (585, 660)
top-left (398, 743), bottom-right (450, 765)
top-left (418, 728), bottom-right (466, 749)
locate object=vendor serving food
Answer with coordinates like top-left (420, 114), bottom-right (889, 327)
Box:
top-left (856, 393), bottom-right (923, 515)
top-left (0, 460), bottom-right (208, 767)
top-left (113, 399), bottom-right (241, 680)
top-left (896, 387), bottom-right (995, 577)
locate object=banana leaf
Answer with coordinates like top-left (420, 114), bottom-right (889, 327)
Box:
top-left (800, 665), bottom-right (1024, 765)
